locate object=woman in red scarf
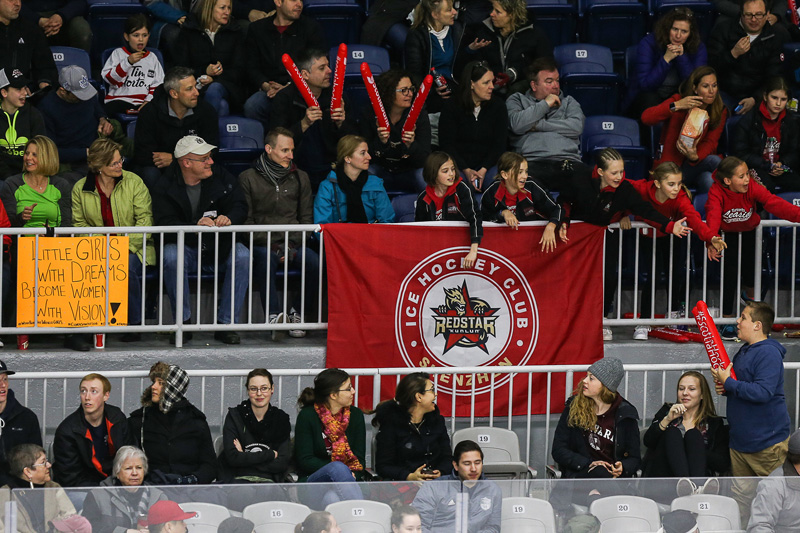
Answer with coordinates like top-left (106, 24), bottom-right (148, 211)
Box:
top-left (731, 77), bottom-right (800, 192)
top-left (295, 368), bottom-right (365, 508)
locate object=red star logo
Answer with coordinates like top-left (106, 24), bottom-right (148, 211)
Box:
top-left (432, 282), bottom-right (498, 354)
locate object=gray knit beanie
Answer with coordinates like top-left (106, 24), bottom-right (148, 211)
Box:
top-left (587, 357), bottom-right (624, 392)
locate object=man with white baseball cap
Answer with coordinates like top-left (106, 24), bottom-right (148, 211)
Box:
top-left (153, 135), bottom-right (249, 345)
top-left (0, 360), bottom-right (43, 485)
top-left (37, 65), bottom-right (114, 169)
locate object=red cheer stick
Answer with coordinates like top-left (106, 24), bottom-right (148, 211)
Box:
top-left (649, 328), bottom-right (690, 343)
top-left (281, 53), bottom-right (318, 108)
top-left (789, 0), bottom-right (799, 26)
top-left (331, 43), bottom-right (347, 113)
top-left (661, 327), bottom-right (705, 344)
top-left (402, 74), bottom-right (433, 135)
top-left (360, 62), bottom-right (389, 130)
top-left (692, 300), bottom-right (736, 379)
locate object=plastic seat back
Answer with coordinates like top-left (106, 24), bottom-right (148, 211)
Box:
top-left (326, 500), bottom-right (393, 533)
top-left (671, 494), bottom-right (741, 532)
top-left (182, 502), bottom-right (231, 533)
top-left (243, 501), bottom-right (312, 533)
top-left (51, 46), bottom-right (92, 76)
top-left (501, 497), bottom-right (556, 533)
top-left (589, 495), bottom-right (660, 532)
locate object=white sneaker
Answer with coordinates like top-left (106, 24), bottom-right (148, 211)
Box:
top-left (633, 325), bottom-right (650, 340)
top-left (269, 312), bottom-right (285, 341)
top-left (288, 312), bottom-right (306, 338)
top-left (668, 310), bottom-right (681, 320)
top-left (602, 327), bottom-right (613, 341)
top-left (701, 477), bottom-right (720, 495)
top-left (676, 478), bottom-right (697, 497)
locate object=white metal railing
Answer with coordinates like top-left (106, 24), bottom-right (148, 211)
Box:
top-left (14, 363), bottom-right (800, 474)
top-left (0, 225), bottom-right (325, 346)
top-left (4, 220), bottom-right (800, 340)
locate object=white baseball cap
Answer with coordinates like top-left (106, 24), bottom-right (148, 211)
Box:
top-left (174, 135), bottom-right (217, 159)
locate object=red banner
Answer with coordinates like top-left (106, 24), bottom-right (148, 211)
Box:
top-left (324, 222), bottom-right (605, 416)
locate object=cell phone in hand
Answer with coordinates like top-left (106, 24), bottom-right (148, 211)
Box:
top-left (734, 104), bottom-right (744, 113)
top-left (421, 465), bottom-right (436, 475)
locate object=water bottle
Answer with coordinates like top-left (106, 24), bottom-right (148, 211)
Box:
top-left (430, 68), bottom-right (449, 93)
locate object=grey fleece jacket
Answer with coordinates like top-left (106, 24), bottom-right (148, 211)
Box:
top-left (748, 460), bottom-right (800, 533)
top-left (505, 89), bottom-right (585, 162)
top-left (412, 472), bottom-right (502, 533)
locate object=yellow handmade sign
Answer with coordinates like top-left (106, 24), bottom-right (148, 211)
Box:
top-left (17, 236), bottom-right (129, 327)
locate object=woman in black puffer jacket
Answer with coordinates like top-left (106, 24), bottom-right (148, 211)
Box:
top-left (372, 372), bottom-right (452, 481)
top-left (173, 0), bottom-right (245, 112)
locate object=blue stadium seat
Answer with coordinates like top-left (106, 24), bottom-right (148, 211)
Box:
top-left (650, 0), bottom-right (716, 41)
top-left (581, 115), bottom-right (649, 179)
top-left (526, 0), bottom-right (578, 46)
top-left (126, 119), bottom-right (136, 139)
top-left (554, 44), bottom-right (621, 116)
top-left (87, 3), bottom-right (147, 66)
top-left (51, 46), bottom-right (92, 76)
top-left (391, 193), bottom-right (417, 223)
top-left (328, 45), bottom-right (390, 114)
top-left (578, 0), bottom-right (647, 60)
top-left (217, 116), bottom-right (264, 175)
top-left (305, 0), bottom-right (365, 46)
top-left (624, 44), bottom-right (637, 84)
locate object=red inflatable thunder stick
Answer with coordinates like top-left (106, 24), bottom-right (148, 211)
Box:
top-left (360, 62), bottom-right (390, 130)
top-left (692, 300), bottom-right (737, 379)
top-left (789, 0), bottom-right (799, 27)
top-left (281, 53), bottom-right (318, 108)
top-left (402, 74), bottom-right (433, 135)
top-left (331, 43), bottom-right (347, 112)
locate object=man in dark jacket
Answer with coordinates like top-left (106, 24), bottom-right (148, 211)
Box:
top-left (270, 48), bottom-right (357, 187)
top-left (129, 362), bottom-right (217, 485)
top-left (708, 0), bottom-right (788, 115)
top-left (0, 68), bottom-right (45, 180)
top-left (239, 127), bottom-right (317, 338)
top-left (52, 373), bottom-right (133, 487)
top-left (0, 359), bottom-right (42, 486)
top-left (0, 0), bottom-right (58, 91)
top-left (243, 0), bottom-right (326, 129)
top-left (133, 66), bottom-right (219, 189)
top-left (153, 135), bottom-right (249, 345)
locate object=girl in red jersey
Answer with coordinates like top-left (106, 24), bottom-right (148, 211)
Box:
top-left (631, 162), bottom-right (726, 340)
top-left (705, 156), bottom-right (800, 335)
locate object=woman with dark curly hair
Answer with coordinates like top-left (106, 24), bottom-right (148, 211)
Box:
top-left (372, 372), bottom-right (451, 481)
top-left (625, 7), bottom-right (707, 118)
top-left (359, 68), bottom-right (430, 192)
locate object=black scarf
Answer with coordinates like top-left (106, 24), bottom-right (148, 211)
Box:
top-left (255, 152), bottom-right (292, 186)
top-left (235, 400), bottom-right (291, 449)
top-left (335, 165), bottom-right (369, 223)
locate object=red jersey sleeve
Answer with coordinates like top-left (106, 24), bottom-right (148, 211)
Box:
top-left (641, 94), bottom-right (680, 126)
top-left (704, 184), bottom-right (724, 236)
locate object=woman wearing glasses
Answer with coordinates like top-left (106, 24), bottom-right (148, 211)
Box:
top-left (219, 368), bottom-right (292, 483)
top-left (295, 368), bottom-right (365, 508)
top-left (0, 443), bottom-right (77, 533)
top-left (72, 138), bottom-right (154, 342)
top-left (372, 372), bottom-right (451, 481)
top-left (359, 69), bottom-right (431, 193)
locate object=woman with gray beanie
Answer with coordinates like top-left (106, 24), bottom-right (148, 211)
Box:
top-left (551, 357), bottom-right (641, 505)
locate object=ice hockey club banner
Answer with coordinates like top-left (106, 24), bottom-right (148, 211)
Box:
top-left (324, 221), bottom-right (605, 416)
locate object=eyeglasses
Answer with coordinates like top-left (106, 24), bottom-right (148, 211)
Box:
top-left (339, 386), bottom-right (355, 392)
top-left (425, 387), bottom-right (436, 394)
top-left (743, 11), bottom-right (766, 19)
top-left (185, 155), bottom-right (213, 164)
top-left (31, 459), bottom-right (51, 469)
top-left (248, 386), bottom-right (273, 394)
top-left (109, 156), bottom-right (125, 168)
top-left (396, 86), bottom-right (416, 95)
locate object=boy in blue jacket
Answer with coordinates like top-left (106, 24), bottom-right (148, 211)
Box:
top-left (711, 300), bottom-right (791, 525)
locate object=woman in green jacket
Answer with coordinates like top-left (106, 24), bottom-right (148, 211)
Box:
top-left (295, 368), bottom-right (365, 508)
top-left (72, 138), bottom-right (154, 340)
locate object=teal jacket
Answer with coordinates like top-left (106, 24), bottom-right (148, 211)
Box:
top-left (313, 171), bottom-right (395, 224)
top-left (294, 404), bottom-right (366, 482)
top-left (71, 170), bottom-right (155, 265)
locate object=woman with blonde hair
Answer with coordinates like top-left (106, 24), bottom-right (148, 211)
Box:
top-left (642, 371), bottom-right (729, 494)
top-left (313, 135), bottom-right (395, 224)
top-left (72, 138), bottom-right (154, 339)
top-left (552, 358), bottom-right (640, 504)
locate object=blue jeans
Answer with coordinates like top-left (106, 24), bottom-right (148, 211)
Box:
top-left (252, 245), bottom-right (319, 315)
top-left (306, 461), bottom-right (363, 509)
top-left (128, 254), bottom-right (143, 325)
top-left (204, 82), bottom-right (229, 115)
top-left (162, 242), bottom-right (250, 324)
top-left (681, 155), bottom-right (720, 194)
top-left (244, 90), bottom-right (272, 129)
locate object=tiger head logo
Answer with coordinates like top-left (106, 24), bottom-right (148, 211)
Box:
top-left (432, 281), bottom-right (498, 354)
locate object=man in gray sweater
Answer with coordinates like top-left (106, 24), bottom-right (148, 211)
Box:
top-left (748, 429), bottom-right (800, 532)
top-left (412, 440), bottom-right (502, 533)
top-left (506, 56), bottom-right (589, 192)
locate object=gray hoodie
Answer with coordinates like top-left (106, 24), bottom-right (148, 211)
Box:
top-left (505, 89), bottom-right (585, 162)
top-left (748, 460), bottom-right (800, 533)
top-left (412, 472), bottom-right (502, 533)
